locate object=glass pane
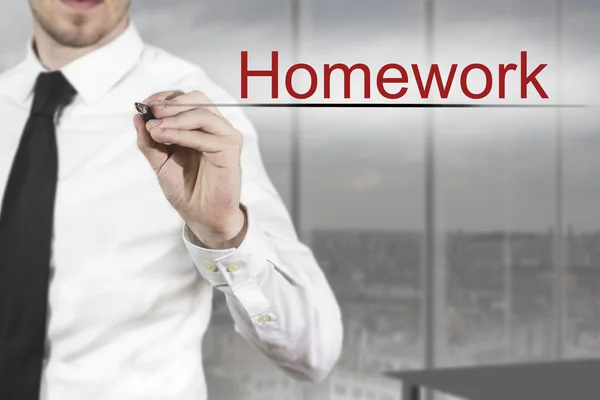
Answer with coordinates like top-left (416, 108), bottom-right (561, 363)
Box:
top-left (435, 0), bottom-right (563, 369)
top-left (563, 109), bottom-right (600, 359)
top-left (434, 108), bottom-right (557, 367)
top-left (562, 0), bottom-right (600, 360)
top-left (299, 0), bottom-right (425, 398)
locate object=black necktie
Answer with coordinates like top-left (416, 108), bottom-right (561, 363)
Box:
top-left (0, 71), bottom-right (76, 399)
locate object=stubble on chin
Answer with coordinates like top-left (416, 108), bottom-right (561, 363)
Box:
top-left (34, 10), bottom-right (106, 48)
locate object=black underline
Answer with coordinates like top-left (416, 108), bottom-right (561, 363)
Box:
top-left (160, 103), bottom-right (588, 109)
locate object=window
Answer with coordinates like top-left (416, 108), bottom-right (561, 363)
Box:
top-left (432, 0), bottom-right (599, 369)
top-left (561, 0), bottom-right (600, 360)
top-left (301, 0), bottom-right (426, 389)
top-left (434, 106), bottom-right (557, 366)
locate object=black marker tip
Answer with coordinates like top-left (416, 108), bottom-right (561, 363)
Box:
top-left (134, 102), bottom-right (156, 121)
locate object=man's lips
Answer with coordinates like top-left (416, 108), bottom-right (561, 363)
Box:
top-left (60, 0), bottom-right (103, 11)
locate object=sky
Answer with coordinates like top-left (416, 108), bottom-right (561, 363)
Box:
top-left (1, 0), bottom-right (598, 232)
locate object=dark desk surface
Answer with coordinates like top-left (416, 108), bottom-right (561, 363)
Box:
top-left (386, 359), bottom-right (600, 400)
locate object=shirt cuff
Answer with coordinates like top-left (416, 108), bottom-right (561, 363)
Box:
top-left (182, 205), bottom-right (279, 321)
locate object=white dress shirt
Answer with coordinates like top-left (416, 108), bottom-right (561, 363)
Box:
top-left (0, 22), bottom-right (342, 400)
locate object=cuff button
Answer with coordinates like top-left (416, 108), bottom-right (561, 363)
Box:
top-left (257, 314), bottom-right (272, 324)
top-left (204, 261), bottom-right (218, 272)
top-left (226, 263), bottom-right (240, 272)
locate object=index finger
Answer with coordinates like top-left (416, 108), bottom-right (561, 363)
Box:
top-left (150, 90), bottom-right (225, 119)
top-left (140, 90), bottom-right (185, 119)
top-left (142, 90), bottom-right (185, 104)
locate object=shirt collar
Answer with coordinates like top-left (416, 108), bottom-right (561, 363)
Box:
top-left (20, 22), bottom-right (144, 105)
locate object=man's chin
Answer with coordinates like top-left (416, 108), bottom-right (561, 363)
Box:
top-left (50, 24), bottom-right (106, 48)
top-left (46, 16), bottom-right (106, 47)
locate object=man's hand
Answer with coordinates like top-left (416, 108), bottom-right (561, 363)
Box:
top-left (133, 90), bottom-right (246, 250)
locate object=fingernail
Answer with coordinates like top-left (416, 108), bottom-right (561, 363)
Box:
top-left (149, 119), bottom-right (163, 126)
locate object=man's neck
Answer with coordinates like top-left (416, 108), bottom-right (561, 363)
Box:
top-left (33, 17), bottom-right (129, 71)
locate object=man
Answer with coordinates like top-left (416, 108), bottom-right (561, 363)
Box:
top-left (0, 1), bottom-right (343, 399)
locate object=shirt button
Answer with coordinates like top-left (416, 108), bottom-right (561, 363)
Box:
top-left (227, 263), bottom-right (240, 272)
top-left (204, 261), bottom-right (218, 272)
top-left (257, 314), bottom-right (272, 324)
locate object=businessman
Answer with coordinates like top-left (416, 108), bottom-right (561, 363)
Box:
top-left (0, 1), bottom-right (343, 399)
